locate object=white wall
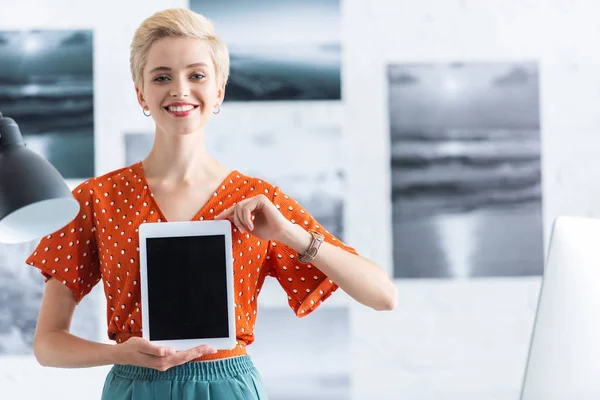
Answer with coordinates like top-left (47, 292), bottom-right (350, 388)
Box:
top-left (2, 0), bottom-right (600, 399)
top-left (345, 0), bottom-right (600, 399)
top-left (0, 0), bottom-right (187, 398)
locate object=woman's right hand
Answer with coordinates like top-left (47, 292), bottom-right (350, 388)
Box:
top-left (114, 337), bottom-right (218, 371)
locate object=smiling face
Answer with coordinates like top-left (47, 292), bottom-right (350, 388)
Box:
top-left (136, 36), bottom-right (225, 136)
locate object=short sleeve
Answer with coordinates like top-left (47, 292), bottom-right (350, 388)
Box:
top-left (264, 186), bottom-right (359, 317)
top-left (25, 181), bottom-right (101, 303)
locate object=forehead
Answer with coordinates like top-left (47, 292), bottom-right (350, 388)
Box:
top-left (145, 37), bottom-right (213, 71)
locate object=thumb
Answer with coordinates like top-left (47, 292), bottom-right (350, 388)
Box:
top-left (136, 339), bottom-right (176, 357)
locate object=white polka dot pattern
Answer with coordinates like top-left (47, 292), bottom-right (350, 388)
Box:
top-left (265, 186), bottom-right (358, 317)
top-left (25, 162), bottom-right (358, 360)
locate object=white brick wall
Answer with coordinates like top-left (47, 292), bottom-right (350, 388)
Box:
top-left (1, 0), bottom-right (600, 399)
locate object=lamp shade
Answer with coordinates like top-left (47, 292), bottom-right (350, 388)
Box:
top-left (0, 112), bottom-right (80, 243)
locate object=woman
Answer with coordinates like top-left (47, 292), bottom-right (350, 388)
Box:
top-left (25, 8), bottom-right (397, 400)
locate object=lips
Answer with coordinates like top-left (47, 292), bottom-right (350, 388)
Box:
top-left (162, 102), bottom-right (199, 117)
top-left (163, 103), bottom-right (199, 113)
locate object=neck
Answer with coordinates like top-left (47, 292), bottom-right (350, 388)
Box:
top-left (142, 127), bottom-right (224, 183)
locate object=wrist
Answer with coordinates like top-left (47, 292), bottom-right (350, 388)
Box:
top-left (107, 342), bottom-right (125, 365)
top-left (278, 223), bottom-right (312, 254)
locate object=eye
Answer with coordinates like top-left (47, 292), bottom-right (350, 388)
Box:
top-left (153, 75), bottom-right (170, 83)
top-left (191, 73), bottom-right (205, 80)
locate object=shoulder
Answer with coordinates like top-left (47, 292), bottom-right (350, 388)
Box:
top-left (70, 163), bottom-right (139, 200)
top-left (230, 170), bottom-right (302, 203)
top-left (228, 170), bottom-right (279, 196)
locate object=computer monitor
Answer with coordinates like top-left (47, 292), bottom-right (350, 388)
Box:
top-left (520, 216), bottom-right (600, 399)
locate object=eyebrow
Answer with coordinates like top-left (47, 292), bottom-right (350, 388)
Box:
top-left (149, 62), bottom-right (209, 74)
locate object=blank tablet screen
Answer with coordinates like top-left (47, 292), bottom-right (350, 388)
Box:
top-left (145, 235), bottom-right (229, 341)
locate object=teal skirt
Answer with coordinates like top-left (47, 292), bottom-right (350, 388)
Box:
top-left (101, 355), bottom-right (269, 400)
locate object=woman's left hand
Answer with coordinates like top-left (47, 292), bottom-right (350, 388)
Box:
top-left (214, 194), bottom-right (291, 242)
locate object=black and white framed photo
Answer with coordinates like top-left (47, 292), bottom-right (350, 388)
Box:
top-left (247, 307), bottom-right (350, 400)
top-left (0, 241), bottom-right (102, 355)
top-left (388, 62), bottom-right (544, 278)
top-left (124, 126), bottom-right (346, 240)
top-left (0, 30), bottom-right (94, 179)
top-left (189, 0), bottom-right (341, 102)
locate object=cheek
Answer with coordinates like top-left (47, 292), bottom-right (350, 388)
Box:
top-left (198, 85), bottom-right (219, 102)
top-left (145, 84), bottom-right (169, 103)
top-left (144, 90), bottom-right (160, 107)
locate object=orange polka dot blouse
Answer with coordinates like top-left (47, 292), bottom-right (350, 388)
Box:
top-left (25, 162), bottom-right (357, 361)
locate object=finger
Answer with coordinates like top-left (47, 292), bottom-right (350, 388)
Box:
top-left (235, 205), bottom-right (251, 232)
top-left (237, 204), bottom-right (255, 232)
top-left (214, 207), bottom-right (234, 220)
top-left (137, 340), bottom-right (175, 357)
top-left (232, 209), bottom-right (245, 233)
top-left (169, 345), bottom-right (217, 365)
top-left (241, 204), bottom-right (254, 231)
top-left (192, 345), bottom-right (218, 358)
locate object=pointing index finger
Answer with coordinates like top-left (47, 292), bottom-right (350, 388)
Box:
top-left (214, 207), bottom-right (233, 220)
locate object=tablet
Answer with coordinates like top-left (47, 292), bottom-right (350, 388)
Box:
top-left (138, 220), bottom-right (236, 351)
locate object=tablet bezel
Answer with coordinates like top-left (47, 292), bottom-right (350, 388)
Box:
top-left (138, 220), bottom-right (236, 351)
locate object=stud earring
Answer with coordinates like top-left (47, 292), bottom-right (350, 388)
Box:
top-left (142, 107), bottom-right (151, 117)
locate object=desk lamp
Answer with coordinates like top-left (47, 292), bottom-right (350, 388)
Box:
top-left (0, 111), bottom-right (79, 243)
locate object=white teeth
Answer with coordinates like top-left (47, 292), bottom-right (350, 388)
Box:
top-left (168, 105), bottom-right (195, 112)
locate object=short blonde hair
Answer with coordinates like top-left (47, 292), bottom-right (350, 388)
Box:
top-left (130, 8), bottom-right (230, 88)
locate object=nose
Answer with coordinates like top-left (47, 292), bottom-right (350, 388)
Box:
top-left (169, 77), bottom-right (190, 98)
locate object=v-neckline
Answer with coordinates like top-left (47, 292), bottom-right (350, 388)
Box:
top-left (134, 161), bottom-right (238, 223)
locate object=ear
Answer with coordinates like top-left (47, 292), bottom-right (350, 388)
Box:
top-left (216, 80), bottom-right (226, 104)
top-left (135, 87), bottom-right (147, 109)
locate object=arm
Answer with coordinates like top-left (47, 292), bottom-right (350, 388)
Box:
top-left (33, 278), bottom-right (119, 368)
top-left (215, 193), bottom-right (398, 312)
top-left (280, 224), bottom-right (397, 311)
top-left (34, 278), bottom-right (215, 370)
